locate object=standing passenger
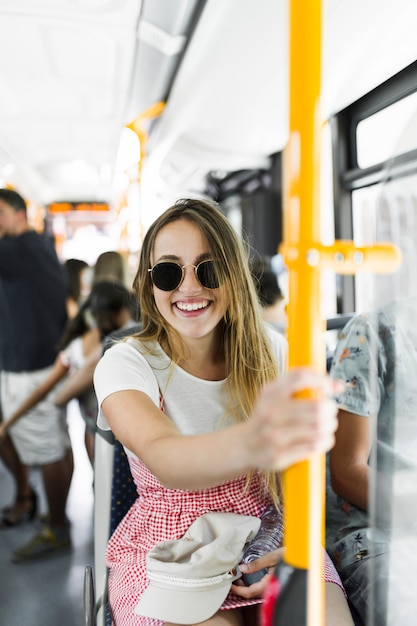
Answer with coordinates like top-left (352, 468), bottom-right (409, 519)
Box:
top-left (0, 188), bottom-right (73, 560)
top-left (64, 257), bottom-right (89, 318)
top-left (251, 258), bottom-right (287, 334)
top-left (93, 250), bottom-right (126, 285)
top-left (94, 198), bottom-right (352, 625)
top-left (0, 280), bottom-right (138, 469)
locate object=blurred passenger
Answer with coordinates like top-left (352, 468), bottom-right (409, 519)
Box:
top-left (326, 298), bottom-right (417, 625)
top-left (251, 259), bottom-right (287, 334)
top-left (93, 250), bottom-right (126, 285)
top-left (54, 282), bottom-right (139, 412)
top-left (0, 280), bottom-right (133, 470)
top-left (64, 257), bottom-right (89, 318)
top-left (93, 198), bottom-right (352, 626)
top-left (0, 188), bottom-right (72, 559)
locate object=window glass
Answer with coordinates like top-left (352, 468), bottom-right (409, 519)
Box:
top-left (352, 173), bottom-right (417, 312)
top-left (351, 172), bottom-right (417, 624)
top-left (356, 92), bottom-right (417, 168)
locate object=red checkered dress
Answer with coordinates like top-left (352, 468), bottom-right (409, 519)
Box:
top-left (106, 456), bottom-right (344, 626)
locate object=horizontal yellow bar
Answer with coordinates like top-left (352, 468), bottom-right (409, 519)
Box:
top-left (280, 240), bottom-right (402, 274)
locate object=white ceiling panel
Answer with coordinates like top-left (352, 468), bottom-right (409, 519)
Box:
top-left (0, 0), bottom-right (142, 203)
top-left (0, 0), bottom-right (142, 25)
top-left (0, 0), bottom-right (417, 211)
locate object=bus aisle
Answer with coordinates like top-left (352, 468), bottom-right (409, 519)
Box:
top-left (0, 400), bottom-right (93, 625)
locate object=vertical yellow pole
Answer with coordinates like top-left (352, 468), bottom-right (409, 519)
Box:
top-left (282, 0), bottom-right (324, 624)
top-left (275, 1), bottom-right (400, 621)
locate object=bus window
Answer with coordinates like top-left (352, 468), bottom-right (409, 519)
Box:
top-left (356, 91), bottom-right (417, 169)
top-left (352, 172), bottom-right (417, 311)
top-left (332, 59), bottom-right (417, 626)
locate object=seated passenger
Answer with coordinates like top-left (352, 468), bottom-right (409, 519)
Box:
top-left (326, 297), bottom-right (417, 625)
top-left (93, 198), bottom-right (353, 626)
top-left (251, 258), bottom-right (287, 334)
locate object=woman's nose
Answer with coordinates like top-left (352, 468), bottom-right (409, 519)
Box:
top-left (178, 265), bottom-right (201, 292)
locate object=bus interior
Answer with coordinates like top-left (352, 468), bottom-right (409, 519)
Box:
top-left (1, 1), bottom-right (417, 624)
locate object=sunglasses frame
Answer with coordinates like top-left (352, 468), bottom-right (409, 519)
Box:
top-left (148, 259), bottom-right (219, 291)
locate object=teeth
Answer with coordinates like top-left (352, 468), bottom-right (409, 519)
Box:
top-left (176, 301), bottom-right (209, 312)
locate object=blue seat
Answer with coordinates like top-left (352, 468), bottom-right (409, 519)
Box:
top-left (109, 439), bottom-right (137, 536)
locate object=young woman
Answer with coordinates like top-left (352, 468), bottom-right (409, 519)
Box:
top-left (94, 198), bottom-right (353, 626)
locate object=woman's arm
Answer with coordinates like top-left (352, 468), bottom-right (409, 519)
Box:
top-left (54, 343), bottom-right (102, 406)
top-left (329, 409), bottom-right (370, 511)
top-left (0, 357), bottom-right (68, 440)
top-left (101, 368), bottom-right (340, 490)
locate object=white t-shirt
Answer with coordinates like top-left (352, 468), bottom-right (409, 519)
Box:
top-left (94, 326), bottom-right (287, 448)
top-left (59, 336), bottom-right (85, 373)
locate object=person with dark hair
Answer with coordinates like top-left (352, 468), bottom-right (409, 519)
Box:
top-left (53, 281), bottom-right (139, 411)
top-left (0, 281), bottom-right (137, 472)
top-left (64, 258), bottom-right (89, 318)
top-left (0, 188), bottom-right (72, 559)
top-left (93, 198), bottom-right (352, 626)
top-left (251, 260), bottom-right (287, 334)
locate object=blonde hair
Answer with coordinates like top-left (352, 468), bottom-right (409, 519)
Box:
top-left (93, 251), bottom-right (125, 285)
top-left (133, 198), bottom-right (281, 504)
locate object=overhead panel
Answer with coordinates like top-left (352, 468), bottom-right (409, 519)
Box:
top-left (0, 0), bottom-right (143, 203)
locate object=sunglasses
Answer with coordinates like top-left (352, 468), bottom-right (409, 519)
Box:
top-left (148, 259), bottom-right (221, 291)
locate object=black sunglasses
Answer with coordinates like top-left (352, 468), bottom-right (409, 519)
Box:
top-left (148, 259), bottom-right (221, 291)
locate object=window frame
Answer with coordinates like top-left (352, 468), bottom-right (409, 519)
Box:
top-left (331, 59), bottom-right (417, 312)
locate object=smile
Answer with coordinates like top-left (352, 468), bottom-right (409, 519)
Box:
top-left (175, 300), bottom-right (210, 312)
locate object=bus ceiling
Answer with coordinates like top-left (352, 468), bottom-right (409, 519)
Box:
top-left (0, 0), bottom-right (416, 209)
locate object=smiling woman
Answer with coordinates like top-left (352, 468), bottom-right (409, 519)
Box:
top-left (92, 197), bottom-right (351, 626)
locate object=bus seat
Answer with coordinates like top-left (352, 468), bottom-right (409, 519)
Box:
top-left (83, 425), bottom-right (139, 625)
top-left (325, 313), bottom-right (355, 332)
top-left (84, 325), bottom-right (142, 625)
top-left (83, 426), bottom-right (113, 626)
top-left (84, 564), bottom-right (95, 626)
top-left (84, 429), bottom-right (138, 625)
top-left (109, 440), bottom-right (137, 535)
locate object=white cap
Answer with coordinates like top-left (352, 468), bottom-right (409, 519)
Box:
top-left (134, 512), bottom-right (261, 624)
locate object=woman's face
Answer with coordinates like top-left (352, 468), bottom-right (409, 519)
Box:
top-left (150, 219), bottom-right (228, 344)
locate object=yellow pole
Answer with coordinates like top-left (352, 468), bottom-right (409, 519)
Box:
top-left (282, 0), bottom-right (324, 624)
top-left (278, 1), bottom-right (401, 624)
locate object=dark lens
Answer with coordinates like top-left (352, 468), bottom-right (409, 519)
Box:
top-left (197, 260), bottom-right (220, 289)
top-left (151, 262), bottom-right (183, 291)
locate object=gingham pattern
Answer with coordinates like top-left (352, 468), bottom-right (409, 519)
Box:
top-left (324, 550), bottom-right (345, 592)
top-left (106, 457), bottom-right (344, 625)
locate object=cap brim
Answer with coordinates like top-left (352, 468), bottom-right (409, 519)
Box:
top-left (134, 581), bottom-right (232, 624)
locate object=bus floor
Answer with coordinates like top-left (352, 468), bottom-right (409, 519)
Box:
top-left (0, 400), bottom-right (94, 626)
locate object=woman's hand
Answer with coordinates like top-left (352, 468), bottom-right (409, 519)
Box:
top-left (245, 368), bottom-right (342, 471)
top-left (231, 548), bottom-right (284, 598)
